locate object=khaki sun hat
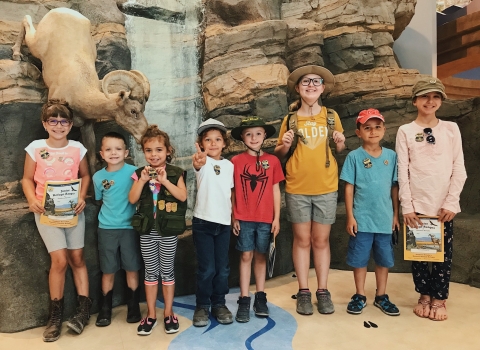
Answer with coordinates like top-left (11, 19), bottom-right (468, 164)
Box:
top-left (412, 77), bottom-right (447, 99)
top-left (197, 118), bottom-right (227, 135)
top-left (231, 116), bottom-right (276, 141)
top-left (287, 65), bottom-right (335, 94)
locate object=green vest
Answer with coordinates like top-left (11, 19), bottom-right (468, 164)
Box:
top-left (131, 164), bottom-right (187, 237)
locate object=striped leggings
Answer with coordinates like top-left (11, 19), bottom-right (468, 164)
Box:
top-left (140, 232), bottom-right (178, 286)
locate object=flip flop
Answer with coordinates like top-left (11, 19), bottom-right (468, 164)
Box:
top-left (429, 302), bottom-right (447, 321)
top-left (414, 298), bottom-right (431, 318)
top-left (363, 321), bottom-right (371, 328)
top-left (368, 321), bottom-right (378, 328)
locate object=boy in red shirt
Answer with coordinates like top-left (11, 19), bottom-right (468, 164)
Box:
top-left (231, 117), bottom-right (284, 322)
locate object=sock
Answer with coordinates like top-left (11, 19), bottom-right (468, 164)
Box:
top-left (317, 289), bottom-right (327, 293)
top-left (299, 288), bottom-right (310, 293)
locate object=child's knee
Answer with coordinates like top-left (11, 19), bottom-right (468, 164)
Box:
top-left (240, 251), bottom-right (254, 262)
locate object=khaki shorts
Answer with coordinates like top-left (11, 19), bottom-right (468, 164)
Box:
top-left (34, 212), bottom-right (85, 252)
top-left (285, 192), bottom-right (338, 224)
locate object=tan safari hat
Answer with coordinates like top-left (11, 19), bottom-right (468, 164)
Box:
top-left (287, 65), bottom-right (335, 94)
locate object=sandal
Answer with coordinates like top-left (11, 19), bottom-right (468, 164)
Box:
top-left (429, 302), bottom-right (447, 321)
top-left (413, 298), bottom-right (430, 318)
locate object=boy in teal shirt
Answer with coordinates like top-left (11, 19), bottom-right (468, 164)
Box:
top-left (93, 132), bottom-right (142, 326)
top-left (340, 109), bottom-right (400, 316)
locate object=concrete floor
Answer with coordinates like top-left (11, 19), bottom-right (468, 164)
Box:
top-left (1, 269), bottom-right (479, 350)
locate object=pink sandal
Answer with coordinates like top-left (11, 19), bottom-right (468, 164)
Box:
top-left (429, 302), bottom-right (447, 321)
top-left (414, 298), bottom-right (430, 318)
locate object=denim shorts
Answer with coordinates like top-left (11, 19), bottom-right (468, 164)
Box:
top-left (98, 228), bottom-right (142, 274)
top-left (285, 192), bottom-right (338, 224)
top-left (235, 221), bottom-right (271, 254)
top-left (346, 232), bottom-right (394, 268)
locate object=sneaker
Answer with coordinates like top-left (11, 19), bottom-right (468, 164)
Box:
top-left (316, 289), bottom-right (335, 314)
top-left (192, 307), bottom-right (209, 327)
top-left (374, 294), bottom-right (400, 316)
top-left (347, 294), bottom-right (367, 315)
top-left (164, 315), bottom-right (179, 334)
top-left (137, 317), bottom-right (157, 335)
top-left (296, 290), bottom-right (313, 315)
top-left (211, 305), bottom-right (233, 324)
top-left (235, 296), bottom-right (251, 323)
top-left (253, 292), bottom-right (269, 317)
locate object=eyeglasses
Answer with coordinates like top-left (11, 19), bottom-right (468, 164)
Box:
top-left (300, 78), bottom-right (324, 86)
top-left (423, 128), bottom-right (435, 144)
top-left (46, 119), bottom-right (72, 127)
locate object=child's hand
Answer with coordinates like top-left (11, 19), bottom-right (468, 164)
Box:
top-left (156, 167), bottom-right (167, 184)
top-left (140, 167), bottom-right (151, 182)
top-left (346, 215), bottom-right (357, 237)
top-left (438, 208), bottom-right (455, 223)
top-left (282, 130), bottom-right (294, 149)
top-left (74, 199), bottom-right (86, 214)
top-left (392, 216), bottom-right (400, 231)
top-left (332, 131), bottom-right (345, 144)
top-left (192, 143), bottom-right (207, 170)
top-left (403, 212), bottom-right (422, 228)
top-left (29, 199), bottom-right (45, 214)
top-left (271, 218), bottom-right (280, 237)
top-left (232, 219), bottom-right (240, 236)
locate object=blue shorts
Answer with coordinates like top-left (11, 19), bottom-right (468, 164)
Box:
top-left (346, 232), bottom-right (394, 268)
top-left (235, 221), bottom-right (271, 254)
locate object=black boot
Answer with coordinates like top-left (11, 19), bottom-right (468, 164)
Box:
top-left (43, 298), bottom-right (64, 342)
top-left (126, 287), bottom-right (141, 323)
top-left (95, 290), bottom-right (113, 327)
top-left (67, 295), bottom-right (93, 334)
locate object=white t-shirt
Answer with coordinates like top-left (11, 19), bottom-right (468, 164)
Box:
top-left (25, 139), bottom-right (87, 200)
top-left (193, 156), bottom-right (234, 225)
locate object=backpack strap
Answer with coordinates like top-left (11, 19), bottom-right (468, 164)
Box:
top-left (325, 108), bottom-right (336, 168)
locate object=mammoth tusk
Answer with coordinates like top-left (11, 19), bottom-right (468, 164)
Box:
top-left (102, 70), bottom-right (145, 101)
top-left (129, 70), bottom-right (150, 102)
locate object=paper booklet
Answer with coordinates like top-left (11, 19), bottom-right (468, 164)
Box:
top-left (40, 179), bottom-right (81, 228)
top-left (404, 216), bottom-right (444, 263)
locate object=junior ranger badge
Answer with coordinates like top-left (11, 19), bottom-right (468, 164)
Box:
top-left (363, 158), bottom-right (372, 169)
top-left (415, 133), bottom-right (424, 142)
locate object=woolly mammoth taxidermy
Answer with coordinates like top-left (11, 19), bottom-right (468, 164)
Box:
top-left (12, 7), bottom-right (150, 173)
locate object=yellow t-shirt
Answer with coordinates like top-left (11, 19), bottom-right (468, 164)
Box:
top-left (277, 107), bottom-right (344, 195)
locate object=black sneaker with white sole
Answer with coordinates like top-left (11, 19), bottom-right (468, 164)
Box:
top-left (164, 315), bottom-right (180, 334)
top-left (137, 317), bottom-right (157, 335)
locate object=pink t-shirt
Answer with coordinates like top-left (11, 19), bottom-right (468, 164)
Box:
top-left (25, 139), bottom-right (87, 200)
top-left (232, 152), bottom-right (284, 223)
top-left (395, 120), bottom-right (467, 216)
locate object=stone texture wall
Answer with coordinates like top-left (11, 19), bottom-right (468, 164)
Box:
top-left (1, 0), bottom-right (480, 333)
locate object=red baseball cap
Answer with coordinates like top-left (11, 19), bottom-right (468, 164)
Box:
top-left (356, 109), bottom-right (385, 124)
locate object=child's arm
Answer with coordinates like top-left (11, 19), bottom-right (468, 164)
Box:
top-left (271, 182), bottom-right (281, 237)
top-left (75, 156), bottom-right (90, 214)
top-left (344, 182), bottom-right (357, 237)
top-left (156, 168), bottom-right (187, 202)
top-left (22, 154), bottom-right (44, 214)
top-left (231, 189), bottom-right (240, 236)
top-left (274, 129), bottom-right (294, 159)
top-left (439, 125), bottom-right (467, 223)
top-left (192, 143), bottom-right (207, 170)
top-left (395, 128), bottom-right (422, 228)
top-left (391, 183), bottom-right (400, 230)
top-left (129, 168), bottom-right (149, 204)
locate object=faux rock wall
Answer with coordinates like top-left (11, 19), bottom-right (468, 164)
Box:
top-left (2, 0), bottom-right (480, 333)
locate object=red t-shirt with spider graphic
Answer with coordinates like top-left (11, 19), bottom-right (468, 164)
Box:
top-left (232, 152), bottom-right (284, 223)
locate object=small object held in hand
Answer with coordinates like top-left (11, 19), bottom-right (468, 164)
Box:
top-left (392, 227), bottom-right (399, 245)
top-left (368, 321), bottom-right (378, 328)
top-left (363, 321), bottom-right (371, 328)
top-left (148, 168), bottom-right (157, 179)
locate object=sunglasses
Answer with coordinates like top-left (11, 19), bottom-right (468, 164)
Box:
top-left (300, 78), bottom-right (324, 86)
top-left (46, 119), bottom-right (72, 127)
top-left (423, 128), bottom-right (435, 144)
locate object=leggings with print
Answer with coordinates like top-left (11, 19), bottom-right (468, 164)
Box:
top-left (140, 232), bottom-right (178, 286)
top-left (412, 220), bottom-right (453, 300)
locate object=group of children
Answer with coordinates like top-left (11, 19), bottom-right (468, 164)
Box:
top-left (22, 65), bottom-right (466, 342)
